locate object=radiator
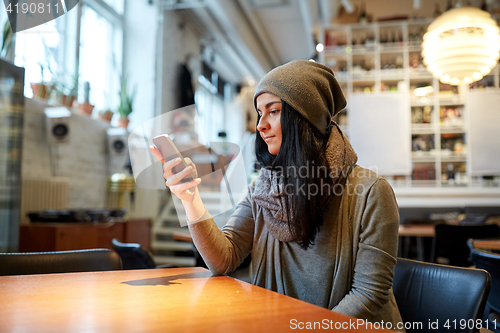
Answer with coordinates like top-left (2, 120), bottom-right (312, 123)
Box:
top-left (20, 178), bottom-right (69, 224)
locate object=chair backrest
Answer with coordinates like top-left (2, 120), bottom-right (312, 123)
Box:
top-left (0, 249), bottom-right (122, 276)
top-left (393, 258), bottom-right (491, 333)
top-left (434, 223), bottom-right (500, 267)
top-left (111, 238), bottom-right (156, 269)
top-left (470, 249), bottom-right (500, 314)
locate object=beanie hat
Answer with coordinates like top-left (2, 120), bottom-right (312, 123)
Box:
top-left (253, 60), bottom-right (347, 135)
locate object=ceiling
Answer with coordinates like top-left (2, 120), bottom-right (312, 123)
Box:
top-left (163, 0), bottom-right (500, 84)
top-left (163, 0), bottom-right (340, 84)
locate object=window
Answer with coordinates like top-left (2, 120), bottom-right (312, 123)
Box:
top-left (102, 0), bottom-right (124, 14)
top-left (14, 19), bottom-right (64, 97)
top-left (79, 2), bottom-right (122, 111)
top-left (195, 62), bottom-right (230, 143)
top-left (13, 0), bottom-right (124, 113)
top-left (195, 85), bottom-right (225, 144)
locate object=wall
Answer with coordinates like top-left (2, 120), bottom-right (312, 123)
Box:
top-left (123, 0), bottom-right (159, 132)
top-left (21, 97), bottom-right (158, 222)
top-left (22, 98), bottom-right (120, 209)
top-left (161, 10), bottom-right (201, 119)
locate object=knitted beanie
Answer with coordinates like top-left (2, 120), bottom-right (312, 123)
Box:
top-left (253, 60), bottom-right (347, 135)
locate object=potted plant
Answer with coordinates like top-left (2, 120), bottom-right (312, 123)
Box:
top-left (98, 109), bottom-right (113, 122)
top-left (117, 76), bottom-right (135, 128)
top-left (63, 73), bottom-right (78, 108)
top-left (50, 72), bottom-right (78, 107)
top-left (31, 63), bottom-right (53, 99)
top-left (79, 81), bottom-right (95, 116)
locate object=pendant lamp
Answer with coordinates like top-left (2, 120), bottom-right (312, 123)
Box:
top-left (422, 7), bottom-right (500, 85)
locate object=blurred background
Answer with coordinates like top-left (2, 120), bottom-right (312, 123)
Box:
top-left (1, 0), bottom-right (500, 267)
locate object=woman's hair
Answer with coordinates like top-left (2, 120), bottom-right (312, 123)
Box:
top-left (255, 101), bottom-right (334, 249)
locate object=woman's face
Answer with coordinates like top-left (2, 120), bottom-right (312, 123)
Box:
top-left (256, 93), bottom-right (282, 155)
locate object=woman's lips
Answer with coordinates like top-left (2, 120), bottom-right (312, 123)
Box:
top-left (264, 136), bottom-right (274, 142)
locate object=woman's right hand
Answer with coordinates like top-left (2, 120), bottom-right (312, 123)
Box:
top-left (149, 145), bottom-right (202, 203)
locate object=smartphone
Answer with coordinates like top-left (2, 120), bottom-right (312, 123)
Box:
top-left (153, 134), bottom-right (195, 182)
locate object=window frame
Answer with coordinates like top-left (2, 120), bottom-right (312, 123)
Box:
top-left (12, 0), bottom-right (125, 101)
top-left (77, 0), bottom-right (124, 110)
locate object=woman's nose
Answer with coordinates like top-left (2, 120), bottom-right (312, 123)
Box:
top-left (257, 116), bottom-right (268, 132)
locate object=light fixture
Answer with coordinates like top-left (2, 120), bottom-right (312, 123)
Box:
top-left (422, 7), bottom-right (500, 85)
top-left (316, 43), bottom-right (324, 53)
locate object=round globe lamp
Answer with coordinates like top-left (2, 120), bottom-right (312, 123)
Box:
top-left (422, 7), bottom-right (500, 85)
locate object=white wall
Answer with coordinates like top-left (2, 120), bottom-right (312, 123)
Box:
top-left (22, 98), bottom-right (117, 208)
top-left (22, 97), bottom-right (157, 220)
top-left (123, 0), bottom-right (158, 132)
top-left (161, 10), bottom-right (201, 116)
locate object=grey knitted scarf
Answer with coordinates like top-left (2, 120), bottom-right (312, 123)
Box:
top-left (253, 122), bottom-right (358, 242)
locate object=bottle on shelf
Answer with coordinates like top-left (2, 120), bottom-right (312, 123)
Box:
top-left (365, 32), bottom-right (375, 46)
top-left (390, 29), bottom-right (396, 43)
top-left (396, 55), bottom-right (403, 69)
top-left (412, 107), bottom-right (424, 124)
top-left (447, 163), bottom-right (455, 185)
top-left (446, 0), bottom-right (453, 11)
top-left (359, 33), bottom-right (367, 46)
top-left (397, 30), bottom-right (403, 45)
top-left (454, 139), bottom-right (463, 154)
top-left (418, 27), bottom-right (426, 41)
top-left (410, 54), bottom-right (419, 68)
top-left (423, 106), bottom-right (432, 123)
top-left (481, 0), bottom-right (488, 12)
top-left (409, 30), bottom-right (416, 42)
top-left (359, 2), bottom-right (367, 24)
top-left (433, 3), bottom-right (442, 17)
top-left (380, 30), bottom-right (388, 44)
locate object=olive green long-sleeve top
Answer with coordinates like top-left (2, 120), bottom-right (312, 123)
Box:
top-left (187, 165), bottom-right (403, 328)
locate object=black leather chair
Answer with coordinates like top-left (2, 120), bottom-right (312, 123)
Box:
top-left (0, 249), bottom-right (122, 276)
top-left (470, 248), bottom-right (500, 332)
top-left (432, 223), bottom-right (500, 266)
top-left (393, 258), bottom-right (491, 333)
top-left (111, 238), bottom-right (157, 269)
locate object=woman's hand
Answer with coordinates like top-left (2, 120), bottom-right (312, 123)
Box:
top-left (149, 145), bottom-right (202, 203)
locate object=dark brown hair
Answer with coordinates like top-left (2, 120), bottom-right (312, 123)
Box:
top-left (255, 101), bottom-right (334, 249)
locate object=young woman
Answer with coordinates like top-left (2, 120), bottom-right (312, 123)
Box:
top-left (150, 60), bottom-right (403, 328)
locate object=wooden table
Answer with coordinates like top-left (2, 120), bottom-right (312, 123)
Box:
top-left (471, 239), bottom-right (500, 251)
top-left (398, 224), bottom-right (436, 238)
top-left (0, 267), bottom-right (392, 332)
top-left (398, 224), bottom-right (436, 261)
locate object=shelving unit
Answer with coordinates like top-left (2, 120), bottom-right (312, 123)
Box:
top-left (320, 17), bottom-right (500, 189)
